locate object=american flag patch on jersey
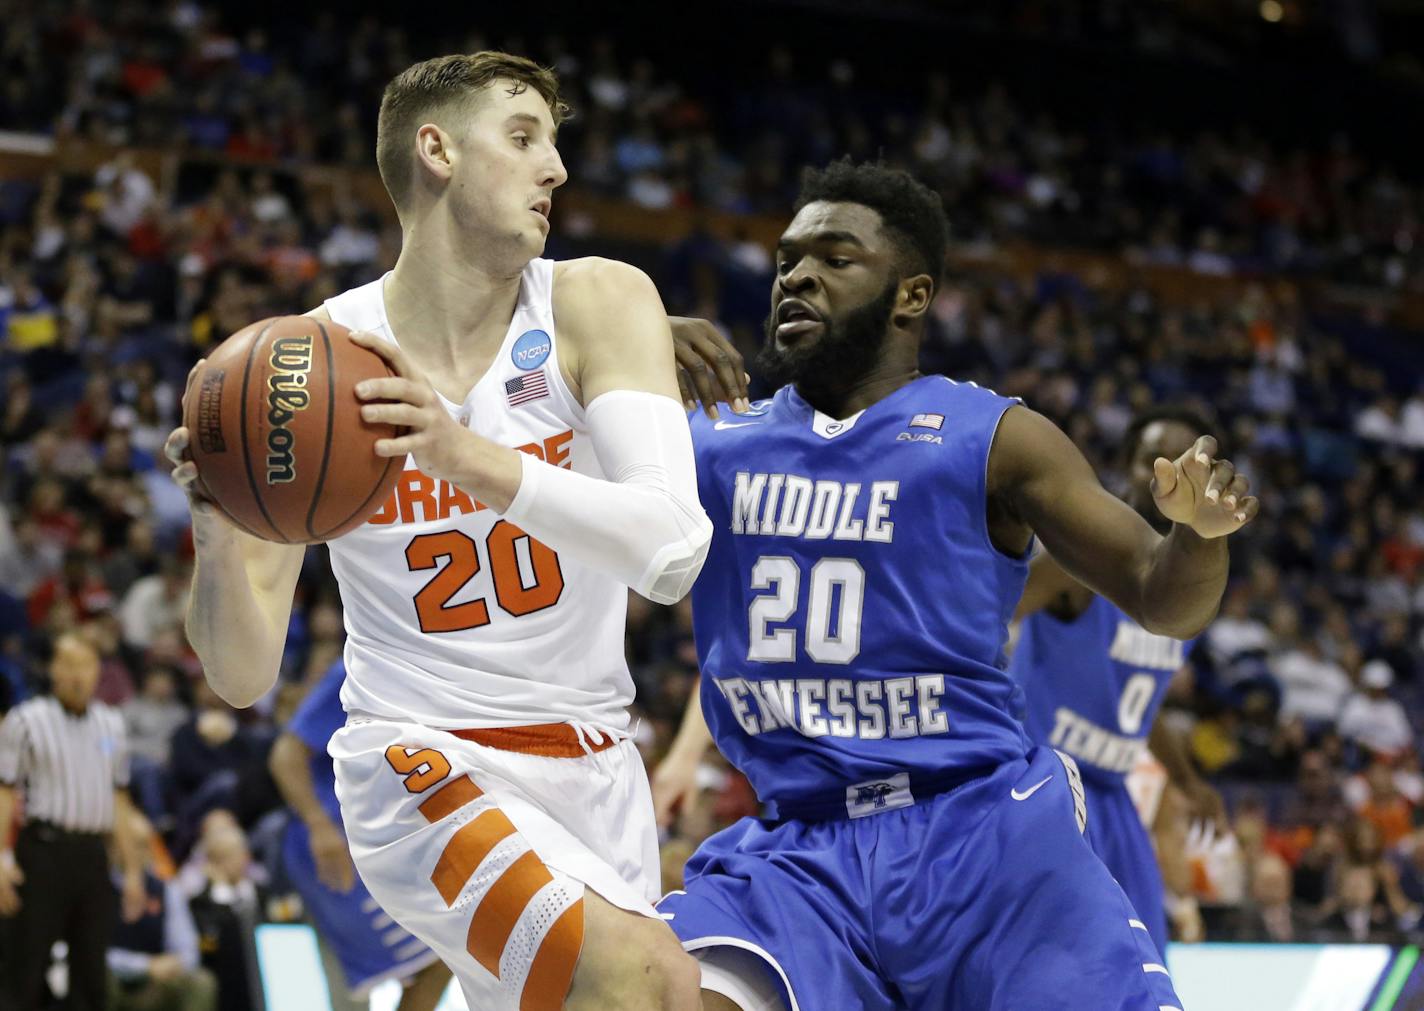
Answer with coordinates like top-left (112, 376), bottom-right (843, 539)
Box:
top-left (505, 370), bottom-right (549, 407)
top-left (910, 412), bottom-right (944, 430)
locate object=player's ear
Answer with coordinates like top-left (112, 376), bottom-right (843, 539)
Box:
top-left (415, 123), bottom-right (455, 184)
top-left (893, 274), bottom-right (934, 327)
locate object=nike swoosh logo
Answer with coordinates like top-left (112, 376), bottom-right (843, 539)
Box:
top-left (1011, 775), bottom-right (1053, 801)
top-left (714, 420), bottom-right (761, 430)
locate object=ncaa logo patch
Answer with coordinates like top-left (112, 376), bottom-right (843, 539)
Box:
top-left (511, 330), bottom-right (552, 371)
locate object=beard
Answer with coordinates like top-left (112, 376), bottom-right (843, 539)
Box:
top-left (756, 281), bottom-right (898, 407)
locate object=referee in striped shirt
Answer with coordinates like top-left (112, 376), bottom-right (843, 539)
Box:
top-left (0, 631), bottom-right (146, 1010)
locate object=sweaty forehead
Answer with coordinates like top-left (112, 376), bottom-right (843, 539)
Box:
top-left (780, 202), bottom-right (887, 250)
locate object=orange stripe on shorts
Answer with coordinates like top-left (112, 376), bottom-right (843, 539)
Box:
top-left (419, 774), bottom-right (482, 823)
top-left (519, 897), bottom-right (585, 1011)
top-left (430, 808), bottom-right (519, 907)
top-left (467, 850), bottom-right (554, 978)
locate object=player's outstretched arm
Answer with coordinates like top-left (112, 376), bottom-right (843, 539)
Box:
top-left (989, 406), bottom-right (1257, 639)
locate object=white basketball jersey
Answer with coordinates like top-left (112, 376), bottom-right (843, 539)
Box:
top-left (323, 260), bottom-right (634, 732)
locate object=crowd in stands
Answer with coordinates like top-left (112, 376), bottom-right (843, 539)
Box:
top-left (5, 1), bottom-right (1424, 1002)
top-left (4, 0), bottom-right (1424, 292)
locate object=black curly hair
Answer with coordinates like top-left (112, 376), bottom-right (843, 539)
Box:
top-left (794, 158), bottom-right (949, 283)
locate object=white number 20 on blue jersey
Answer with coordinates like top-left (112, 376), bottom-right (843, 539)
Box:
top-left (747, 556), bottom-right (866, 665)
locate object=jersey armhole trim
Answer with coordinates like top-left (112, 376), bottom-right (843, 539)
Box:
top-left (981, 401), bottom-right (1036, 565)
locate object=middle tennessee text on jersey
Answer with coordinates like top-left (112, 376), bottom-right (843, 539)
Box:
top-left (1010, 595), bottom-right (1198, 785)
top-left (689, 377), bottom-right (1034, 820)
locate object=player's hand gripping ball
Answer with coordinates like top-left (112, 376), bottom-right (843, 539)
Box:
top-left (180, 316), bottom-right (407, 543)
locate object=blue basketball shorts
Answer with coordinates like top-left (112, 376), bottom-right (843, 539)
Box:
top-left (658, 746), bottom-right (1182, 1010)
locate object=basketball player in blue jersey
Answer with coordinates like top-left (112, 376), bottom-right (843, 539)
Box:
top-left (1009, 407), bottom-right (1230, 960)
top-left (655, 159), bottom-right (1257, 1011)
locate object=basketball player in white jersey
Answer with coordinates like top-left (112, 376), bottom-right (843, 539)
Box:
top-left (164, 52), bottom-right (713, 1010)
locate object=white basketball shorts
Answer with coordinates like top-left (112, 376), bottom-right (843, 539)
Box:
top-left (329, 717), bottom-right (661, 1010)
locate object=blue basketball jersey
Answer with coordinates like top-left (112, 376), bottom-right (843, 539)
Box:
top-left (1009, 594), bottom-right (1195, 787)
top-left (689, 376), bottom-right (1032, 818)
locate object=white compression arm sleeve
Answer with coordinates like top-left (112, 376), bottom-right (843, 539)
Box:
top-left (502, 390), bottom-right (713, 604)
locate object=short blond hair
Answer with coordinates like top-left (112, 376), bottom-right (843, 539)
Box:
top-left (375, 51), bottom-right (570, 212)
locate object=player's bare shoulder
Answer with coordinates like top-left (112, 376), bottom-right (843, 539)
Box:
top-left (553, 257), bottom-right (661, 332)
top-left (552, 257), bottom-right (676, 405)
top-left (304, 303), bottom-right (333, 322)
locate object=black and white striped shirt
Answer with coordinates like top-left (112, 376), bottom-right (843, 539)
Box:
top-left (0, 697), bottom-right (130, 833)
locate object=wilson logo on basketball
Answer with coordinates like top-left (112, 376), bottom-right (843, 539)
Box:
top-left (266, 335), bottom-right (314, 485)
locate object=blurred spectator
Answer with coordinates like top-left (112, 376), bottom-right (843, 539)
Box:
top-left (118, 558), bottom-right (191, 653)
top-left (1293, 823), bottom-right (1345, 913)
top-left (246, 172), bottom-right (290, 225)
top-left (0, 516), bottom-right (64, 602)
top-left (1232, 853), bottom-right (1310, 942)
top-left (107, 818), bottom-right (218, 1011)
top-left (124, 665), bottom-right (191, 823)
top-left (189, 825), bottom-right (266, 1011)
top-left (175, 810), bottom-right (261, 900)
top-left (1345, 761), bottom-right (1415, 849)
top-left (1279, 751), bottom-right (1349, 831)
top-left (1338, 660), bottom-right (1415, 760)
top-left (102, 520), bottom-right (163, 599)
top-left (318, 204), bottom-right (381, 269)
top-left (94, 155), bottom-right (158, 238)
top-left (1270, 612), bottom-right (1352, 727)
top-left (1341, 820), bottom-right (1417, 927)
top-left (1203, 586), bottom-right (1272, 680)
top-left (1314, 864), bottom-right (1403, 944)
top-left (169, 684), bottom-right (262, 839)
top-left (2, 270), bottom-right (59, 352)
top-left (125, 666), bottom-right (191, 767)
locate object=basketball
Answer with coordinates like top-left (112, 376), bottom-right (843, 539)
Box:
top-left (183, 315), bottom-right (405, 544)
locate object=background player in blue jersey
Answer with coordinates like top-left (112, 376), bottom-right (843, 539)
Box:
top-left (656, 159), bottom-right (1257, 1011)
top-left (267, 659), bottom-right (451, 1009)
top-left (1008, 407), bottom-right (1231, 958)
